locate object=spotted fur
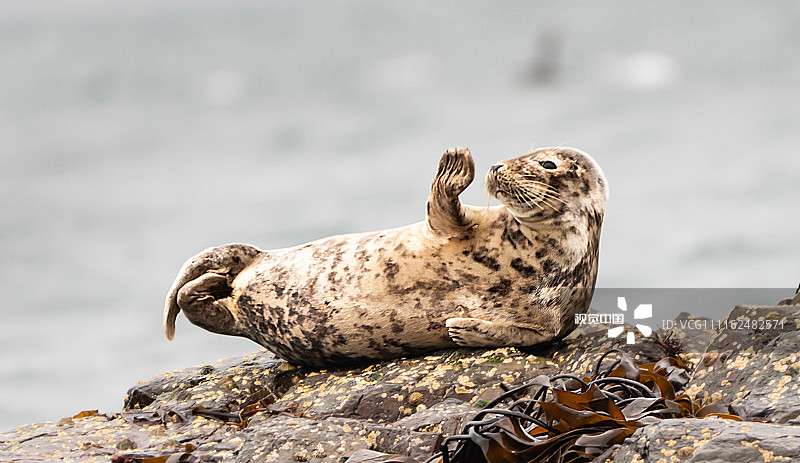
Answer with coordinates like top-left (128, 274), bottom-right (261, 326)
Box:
top-left (164, 147), bottom-right (608, 368)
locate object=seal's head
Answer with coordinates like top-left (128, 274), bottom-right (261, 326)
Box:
top-left (486, 147), bottom-right (608, 223)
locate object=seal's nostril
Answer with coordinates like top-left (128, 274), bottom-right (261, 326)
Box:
top-left (489, 164), bottom-right (504, 174)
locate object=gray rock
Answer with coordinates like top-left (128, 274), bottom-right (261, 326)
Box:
top-left (0, 410), bottom-right (247, 462)
top-left (4, 307), bottom-right (800, 463)
top-left (391, 398), bottom-right (476, 436)
top-left (0, 340), bottom-right (606, 462)
top-left (688, 305), bottom-right (800, 423)
top-left (610, 418), bottom-right (800, 462)
top-left (777, 284), bottom-right (800, 306)
top-left (664, 312), bottom-right (716, 356)
top-left (552, 329), bottom-right (668, 378)
top-left (273, 347), bottom-right (559, 423)
top-left (124, 350), bottom-right (301, 412)
top-left (237, 415), bottom-right (370, 462)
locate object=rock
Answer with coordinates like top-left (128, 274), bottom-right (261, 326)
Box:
top-left (273, 348), bottom-right (559, 422)
top-left (116, 437), bottom-right (137, 450)
top-left (777, 284), bottom-right (800, 306)
top-left (236, 415), bottom-right (371, 462)
top-left (688, 305), bottom-right (800, 423)
top-left (610, 418), bottom-right (800, 462)
top-left (552, 327), bottom-right (668, 377)
top-left (0, 411), bottom-right (245, 462)
top-left (392, 398), bottom-right (476, 436)
top-left (347, 449), bottom-right (418, 463)
top-left (0, 324), bottom-right (647, 463)
top-left (664, 312), bottom-right (716, 356)
top-left (124, 350), bottom-right (301, 412)
top-left (3, 305), bottom-right (800, 462)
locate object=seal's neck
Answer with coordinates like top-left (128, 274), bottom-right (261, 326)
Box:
top-left (515, 209), bottom-right (603, 266)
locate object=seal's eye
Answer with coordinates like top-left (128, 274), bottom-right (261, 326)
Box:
top-left (539, 160), bottom-right (557, 170)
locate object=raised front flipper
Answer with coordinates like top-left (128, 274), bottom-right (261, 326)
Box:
top-left (426, 147), bottom-right (476, 237)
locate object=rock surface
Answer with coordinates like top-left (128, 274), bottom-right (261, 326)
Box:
top-left (2, 304), bottom-right (800, 462)
top-left (688, 305), bottom-right (800, 424)
top-left (610, 418), bottom-right (800, 463)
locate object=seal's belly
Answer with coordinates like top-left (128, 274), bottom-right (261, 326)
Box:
top-left (230, 219), bottom-right (535, 364)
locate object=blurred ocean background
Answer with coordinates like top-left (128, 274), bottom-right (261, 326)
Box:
top-left (1, 0), bottom-right (799, 431)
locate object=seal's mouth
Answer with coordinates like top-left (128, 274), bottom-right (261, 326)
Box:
top-left (491, 189), bottom-right (509, 201)
top-left (486, 166), bottom-right (521, 205)
top-left (485, 168), bottom-right (504, 199)
top-left (486, 169), bottom-right (516, 206)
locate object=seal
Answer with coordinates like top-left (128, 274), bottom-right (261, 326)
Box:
top-left (164, 147), bottom-right (608, 368)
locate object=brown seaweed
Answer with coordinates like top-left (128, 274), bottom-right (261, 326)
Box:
top-left (430, 349), bottom-right (740, 463)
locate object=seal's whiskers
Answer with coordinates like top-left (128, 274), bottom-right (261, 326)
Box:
top-left (512, 186), bottom-right (545, 210)
top-left (510, 179), bottom-right (567, 212)
top-left (521, 190), bottom-right (561, 212)
top-left (518, 179), bottom-right (567, 205)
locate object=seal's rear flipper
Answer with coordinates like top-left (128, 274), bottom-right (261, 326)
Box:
top-left (164, 243), bottom-right (261, 340)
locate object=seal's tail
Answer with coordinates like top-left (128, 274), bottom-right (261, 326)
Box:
top-left (163, 243), bottom-right (261, 340)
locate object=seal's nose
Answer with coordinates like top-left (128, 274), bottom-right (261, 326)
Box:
top-left (489, 164), bottom-right (505, 174)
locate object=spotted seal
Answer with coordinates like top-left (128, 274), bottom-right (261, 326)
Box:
top-left (164, 147), bottom-right (608, 368)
